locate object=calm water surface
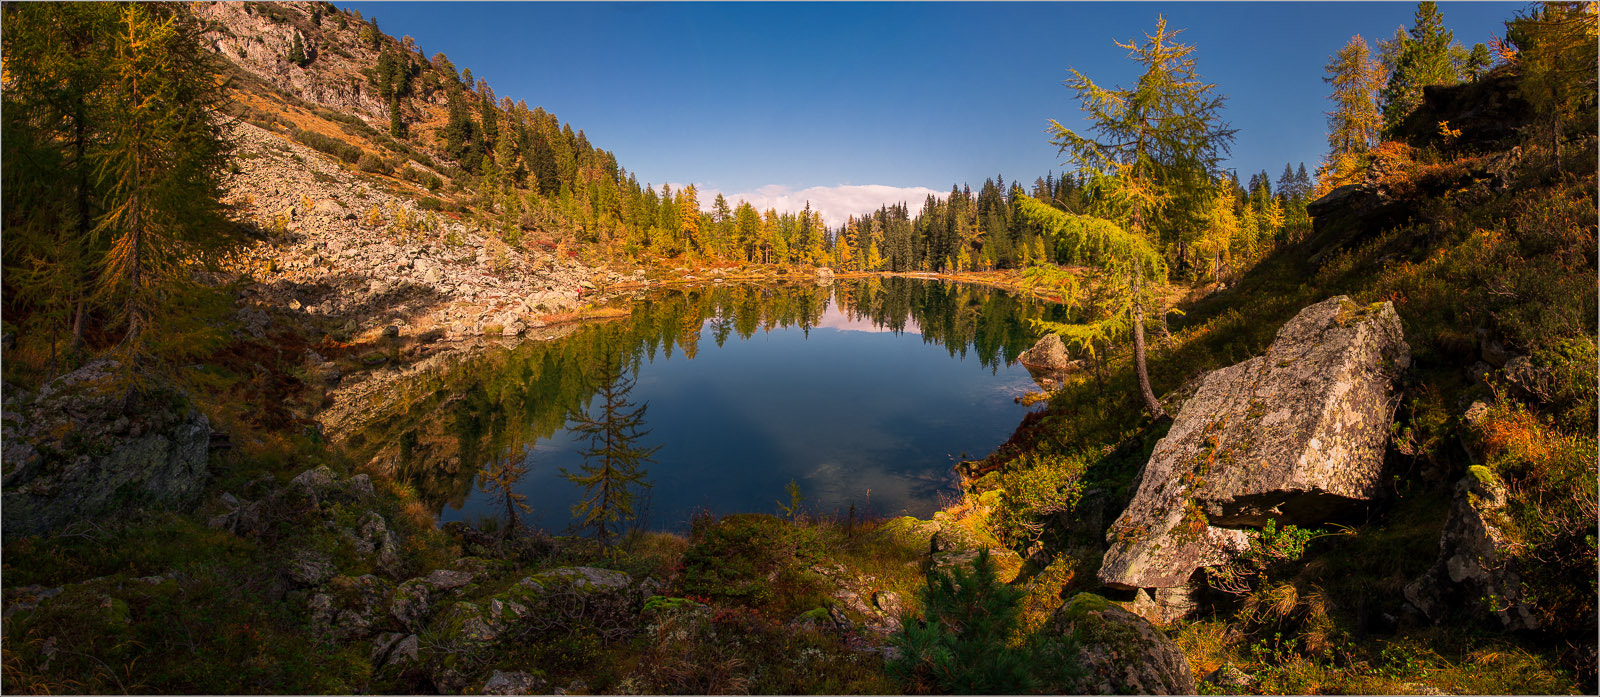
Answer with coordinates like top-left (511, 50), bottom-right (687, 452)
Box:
top-left (344, 277), bottom-right (1068, 531)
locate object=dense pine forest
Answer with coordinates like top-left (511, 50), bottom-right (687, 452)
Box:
top-left (2, 1), bottom-right (1596, 695)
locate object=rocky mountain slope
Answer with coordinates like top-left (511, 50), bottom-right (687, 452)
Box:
top-left (220, 120), bottom-right (625, 345)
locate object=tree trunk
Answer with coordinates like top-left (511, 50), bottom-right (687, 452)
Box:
top-left (71, 98), bottom-right (90, 353)
top-left (501, 489), bottom-right (517, 544)
top-left (1131, 273), bottom-right (1167, 420)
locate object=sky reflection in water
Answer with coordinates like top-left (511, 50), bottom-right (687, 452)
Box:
top-left (425, 280), bottom-right (1049, 531)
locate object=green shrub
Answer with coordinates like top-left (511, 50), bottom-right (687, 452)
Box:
top-left (355, 152), bottom-right (390, 175)
top-left (291, 129), bottom-right (360, 164)
top-left (675, 514), bottom-right (824, 614)
top-left (1476, 397), bottom-right (1598, 638)
top-left (994, 450), bottom-right (1089, 546)
top-left (889, 548), bottom-right (1036, 693)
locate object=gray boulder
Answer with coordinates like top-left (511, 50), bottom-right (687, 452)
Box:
top-left (1019, 333), bottom-right (1074, 372)
top-left (482, 670), bottom-right (548, 695)
top-left (1403, 466), bottom-right (1538, 630)
top-left (310, 574), bottom-right (393, 640)
top-left (1048, 593), bottom-right (1196, 695)
top-left (1099, 296), bottom-right (1409, 614)
top-left (2, 360), bottom-right (211, 535)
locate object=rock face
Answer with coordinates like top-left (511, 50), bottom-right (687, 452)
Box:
top-left (1395, 70), bottom-right (1532, 152)
top-left (2, 360), bottom-right (211, 535)
top-left (1018, 333), bottom-right (1074, 372)
top-left (1099, 296), bottom-right (1409, 612)
top-left (1048, 593), bottom-right (1196, 695)
top-left (1403, 466), bottom-right (1538, 631)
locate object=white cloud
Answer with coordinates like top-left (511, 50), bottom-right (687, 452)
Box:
top-left (686, 184), bottom-right (948, 228)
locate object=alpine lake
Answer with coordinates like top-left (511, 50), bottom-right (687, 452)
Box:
top-left (339, 276), bottom-right (1074, 532)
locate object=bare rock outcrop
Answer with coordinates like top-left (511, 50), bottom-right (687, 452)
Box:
top-left (2, 360), bottom-right (212, 535)
top-left (1098, 296), bottom-right (1409, 615)
top-left (1403, 466), bottom-right (1538, 631)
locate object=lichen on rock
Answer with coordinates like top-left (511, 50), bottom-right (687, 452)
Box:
top-left (1098, 296), bottom-right (1409, 619)
top-left (2, 359), bottom-right (212, 535)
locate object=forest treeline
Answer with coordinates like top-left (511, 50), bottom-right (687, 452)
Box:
top-left (242, 2), bottom-right (1502, 288)
top-left (2, 0), bottom-right (1589, 377)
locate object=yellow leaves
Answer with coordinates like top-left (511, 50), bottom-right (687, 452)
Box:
top-left (1437, 120), bottom-right (1462, 144)
top-left (1014, 194), bottom-right (1165, 283)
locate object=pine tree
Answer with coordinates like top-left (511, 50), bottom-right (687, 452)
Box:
top-left (1047, 16), bottom-right (1234, 418)
top-left (1505, 1), bottom-right (1598, 165)
top-left (1463, 43), bottom-right (1493, 80)
top-left (388, 97), bottom-right (407, 139)
top-left (563, 356), bottom-right (660, 549)
top-left (287, 31), bottom-right (307, 66)
top-left (888, 549), bottom-right (1035, 694)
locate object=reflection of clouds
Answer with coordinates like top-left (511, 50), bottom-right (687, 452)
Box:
top-left (800, 457), bottom-right (957, 519)
top-left (990, 375), bottom-right (1041, 401)
top-left (812, 304), bottom-right (922, 335)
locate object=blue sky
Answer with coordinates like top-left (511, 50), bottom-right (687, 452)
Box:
top-left (340, 1), bottom-right (1521, 224)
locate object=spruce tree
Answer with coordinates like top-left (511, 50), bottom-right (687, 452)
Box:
top-left (388, 97), bottom-right (407, 139)
top-left (1381, 2), bottom-right (1461, 134)
top-left (563, 355), bottom-right (660, 549)
top-left (287, 31), bottom-right (306, 66)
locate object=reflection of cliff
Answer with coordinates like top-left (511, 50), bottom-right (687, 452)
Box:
top-left (332, 279), bottom-right (1060, 514)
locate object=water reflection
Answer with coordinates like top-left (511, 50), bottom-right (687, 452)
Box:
top-left (340, 277), bottom-right (1069, 529)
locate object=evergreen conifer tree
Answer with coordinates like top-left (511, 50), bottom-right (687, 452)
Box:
top-left (1381, 2), bottom-right (1462, 133)
top-left (287, 31), bottom-right (307, 66)
top-left (888, 549), bottom-right (1034, 693)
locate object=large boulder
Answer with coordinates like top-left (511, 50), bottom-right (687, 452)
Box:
top-left (1099, 297), bottom-right (1409, 615)
top-left (1047, 593), bottom-right (1196, 695)
top-left (1403, 466), bottom-right (1538, 631)
top-left (1018, 333), bottom-right (1075, 372)
top-left (2, 360), bottom-right (212, 535)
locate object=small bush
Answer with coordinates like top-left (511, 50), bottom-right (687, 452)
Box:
top-left (355, 152), bottom-right (390, 175)
top-left (888, 548), bottom-right (1036, 693)
top-left (676, 514), bottom-right (825, 615)
top-left (1475, 397), bottom-right (1598, 637)
top-left (291, 129), bottom-right (360, 164)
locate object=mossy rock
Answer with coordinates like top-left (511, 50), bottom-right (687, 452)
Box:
top-left (526, 566), bottom-right (632, 594)
top-left (1046, 593), bottom-right (1195, 695)
top-left (641, 595), bottom-right (703, 615)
